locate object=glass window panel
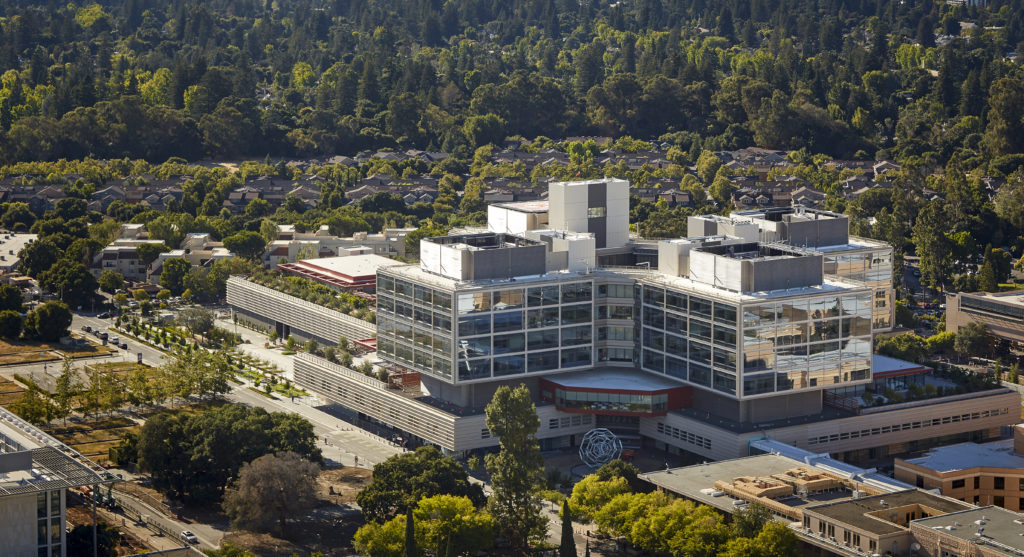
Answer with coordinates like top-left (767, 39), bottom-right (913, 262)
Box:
top-left (809, 319), bottom-right (840, 342)
top-left (690, 320), bottom-right (712, 341)
top-left (414, 307), bottom-right (432, 327)
top-left (50, 491), bottom-right (58, 516)
top-left (378, 274), bottom-right (394, 292)
top-left (643, 307), bottom-right (664, 328)
top-left (690, 364), bottom-right (711, 386)
top-left (493, 333), bottom-right (525, 354)
top-left (744, 374), bottom-right (775, 396)
top-left (665, 313), bottom-right (686, 334)
top-left (562, 325), bottom-right (593, 346)
top-left (689, 341), bottom-right (711, 364)
top-left (528, 350), bottom-right (560, 372)
top-left (713, 303), bottom-right (736, 324)
top-left (459, 358), bottom-right (491, 380)
top-left (414, 349), bottom-right (432, 368)
top-left (643, 328), bottom-right (665, 351)
top-left (493, 355), bottom-right (526, 376)
top-left (843, 316), bottom-right (871, 337)
top-left (457, 292), bottom-right (491, 314)
top-left (608, 305), bottom-right (633, 320)
top-left (666, 356), bottom-right (687, 380)
top-left (713, 325), bottom-right (736, 346)
top-left (666, 334), bottom-right (686, 354)
top-left (776, 322), bottom-right (808, 345)
top-left (690, 297), bottom-right (713, 318)
top-left (414, 285), bottom-right (432, 305)
top-left (493, 288), bottom-right (524, 310)
top-left (528, 329), bottom-right (560, 350)
top-left (458, 315), bottom-right (490, 336)
top-left (643, 349), bottom-right (664, 373)
top-left (779, 300), bottom-right (808, 323)
top-left (434, 291), bottom-right (451, 310)
top-left (493, 311), bottom-right (524, 332)
top-left (561, 347), bottom-right (592, 368)
top-left (562, 282), bottom-right (593, 303)
top-left (458, 337), bottom-right (490, 359)
top-left (527, 307), bottom-right (560, 328)
top-left (395, 300), bottom-right (413, 319)
top-left (809, 296), bottom-right (840, 319)
top-left (744, 350), bottom-right (772, 372)
top-left (713, 349), bottom-right (736, 369)
top-left (562, 304), bottom-right (592, 325)
top-left (713, 370), bottom-right (736, 394)
top-left (666, 291), bottom-right (687, 313)
top-left (50, 518), bottom-right (59, 542)
top-left (643, 286), bottom-right (665, 306)
top-left (377, 295), bottom-right (394, 313)
top-left (528, 285), bottom-right (560, 306)
top-left (395, 279), bottom-right (413, 298)
top-left (433, 312), bottom-right (451, 332)
top-left (597, 326), bottom-right (633, 341)
top-left (37, 493), bottom-right (46, 518)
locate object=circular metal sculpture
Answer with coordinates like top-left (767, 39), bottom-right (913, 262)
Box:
top-left (579, 428), bottom-right (623, 468)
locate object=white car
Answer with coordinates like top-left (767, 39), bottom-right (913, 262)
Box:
top-left (180, 531), bottom-right (198, 544)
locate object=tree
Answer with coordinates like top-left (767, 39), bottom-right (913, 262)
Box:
top-left (67, 521), bottom-right (119, 557)
top-left (354, 496), bottom-right (494, 557)
top-left (357, 445), bottom-right (486, 523)
top-left (0, 283), bottom-right (23, 312)
top-left (222, 451), bottom-right (320, 534)
top-left (38, 259), bottom-right (98, 308)
top-left (135, 242), bottom-right (169, 268)
top-left (53, 357), bottom-right (79, 425)
top-left (567, 475), bottom-right (630, 522)
top-left (223, 231), bottom-right (267, 260)
top-left (98, 270), bottom-right (125, 293)
top-left (133, 288), bottom-right (149, 302)
top-left (138, 405), bottom-right (321, 504)
top-left (203, 542), bottom-right (257, 557)
top-left (732, 502), bottom-right (774, 538)
top-left (485, 384), bottom-right (547, 552)
top-left (405, 509), bottom-right (417, 557)
top-left (177, 307), bottom-right (216, 337)
top-left (463, 113), bottom-right (506, 148)
top-left (955, 321), bottom-right (989, 358)
top-left (18, 238), bottom-right (59, 278)
top-left (718, 522), bottom-right (799, 557)
top-left (561, 500), bottom-right (577, 557)
top-left (1, 202), bottom-right (36, 231)
top-left (696, 150), bottom-right (723, 183)
top-left (10, 385), bottom-right (54, 425)
top-left (160, 257), bottom-right (191, 295)
top-left (0, 310), bottom-right (22, 339)
top-left (24, 301), bottom-right (72, 341)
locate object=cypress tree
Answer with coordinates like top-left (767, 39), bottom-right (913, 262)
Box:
top-left (405, 511), bottom-right (417, 557)
top-left (560, 499), bottom-right (577, 557)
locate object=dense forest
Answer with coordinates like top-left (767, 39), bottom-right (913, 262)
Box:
top-left (0, 0), bottom-right (1022, 168)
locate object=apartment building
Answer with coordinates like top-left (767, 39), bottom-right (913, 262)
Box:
top-left (262, 225), bottom-right (416, 268)
top-left (287, 178), bottom-right (1016, 459)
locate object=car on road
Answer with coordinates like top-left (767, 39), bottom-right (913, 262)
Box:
top-left (180, 531), bottom-right (198, 544)
top-left (97, 312), bottom-right (111, 318)
top-left (119, 342), bottom-right (127, 350)
top-left (82, 325), bottom-right (91, 332)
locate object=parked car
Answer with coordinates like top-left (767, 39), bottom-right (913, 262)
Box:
top-left (180, 531), bottom-right (198, 544)
top-left (81, 325), bottom-right (91, 332)
top-left (120, 343), bottom-right (127, 350)
top-left (97, 312), bottom-right (111, 318)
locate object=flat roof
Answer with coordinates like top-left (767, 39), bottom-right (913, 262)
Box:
top-left (872, 354), bottom-right (932, 378)
top-left (294, 254), bottom-right (402, 279)
top-left (902, 439), bottom-right (1024, 474)
top-left (913, 506), bottom-right (1024, 552)
top-left (543, 368), bottom-right (686, 391)
top-left (644, 454), bottom-right (808, 510)
top-left (961, 291), bottom-right (1024, 306)
top-left (806, 490), bottom-right (971, 536)
top-left (493, 200), bottom-right (549, 213)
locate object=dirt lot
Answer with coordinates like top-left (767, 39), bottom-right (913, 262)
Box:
top-left (0, 375), bottom-right (23, 406)
top-left (0, 335), bottom-right (112, 365)
top-left (48, 416), bottom-right (139, 467)
top-left (319, 467), bottom-right (372, 505)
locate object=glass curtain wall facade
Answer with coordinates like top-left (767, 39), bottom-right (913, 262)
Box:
top-left (377, 270), bottom-right (596, 383)
top-left (822, 247), bottom-right (893, 331)
top-left (638, 283), bottom-right (873, 399)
